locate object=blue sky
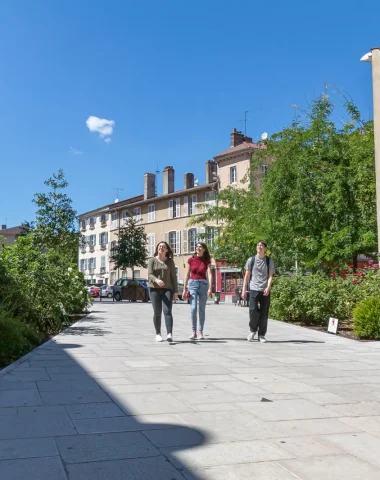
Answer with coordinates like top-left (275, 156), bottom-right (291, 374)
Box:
top-left (0, 0), bottom-right (378, 226)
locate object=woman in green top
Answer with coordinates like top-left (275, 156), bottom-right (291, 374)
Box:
top-left (148, 241), bottom-right (178, 342)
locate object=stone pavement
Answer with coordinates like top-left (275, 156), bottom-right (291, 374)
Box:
top-left (1, 302), bottom-right (380, 480)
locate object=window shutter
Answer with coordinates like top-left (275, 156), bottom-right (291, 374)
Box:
top-left (175, 199), bottom-right (180, 217)
top-left (105, 232), bottom-right (108, 244)
top-left (168, 200), bottom-right (173, 219)
top-left (98, 233), bottom-right (101, 244)
top-left (192, 194), bottom-right (198, 214)
top-left (164, 232), bottom-right (169, 243)
top-left (176, 230), bottom-right (181, 255)
top-left (151, 233), bottom-right (155, 256)
top-left (183, 196), bottom-right (188, 216)
top-left (183, 229), bottom-right (188, 254)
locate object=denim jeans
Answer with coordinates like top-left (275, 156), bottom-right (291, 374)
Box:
top-left (188, 279), bottom-right (208, 332)
top-left (149, 288), bottom-right (173, 335)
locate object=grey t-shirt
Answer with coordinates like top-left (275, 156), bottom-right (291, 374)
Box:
top-left (244, 256), bottom-right (275, 291)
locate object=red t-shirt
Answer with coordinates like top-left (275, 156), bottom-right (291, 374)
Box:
top-left (188, 256), bottom-right (210, 280)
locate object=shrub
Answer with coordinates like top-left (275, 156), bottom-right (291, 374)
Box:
top-left (353, 296), bottom-right (380, 339)
top-left (0, 310), bottom-right (42, 368)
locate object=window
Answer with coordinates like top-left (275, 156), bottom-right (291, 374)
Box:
top-left (189, 194), bottom-right (197, 215)
top-left (188, 228), bottom-right (198, 253)
top-left (110, 240), bottom-right (117, 256)
top-left (166, 231), bottom-right (181, 255)
top-left (100, 213), bottom-right (108, 225)
top-left (206, 226), bottom-right (218, 248)
top-left (89, 217), bottom-right (96, 229)
top-left (261, 164), bottom-right (268, 175)
top-left (121, 270), bottom-right (127, 278)
top-left (148, 204), bottom-right (156, 222)
top-left (147, 233), bottom-right (155, 257)
top-left (99, 232), bottom-right (108, 246)
top-left (230, 166), bottom-right (237, 184)
top-left (110, 271), bottom-right (116, 284)
top-left (80, 219), bottom-right (86, 230)
top-left (80, 259), bottom-right (87, 272)
top-left (133, 207), bottom-right (141, 221)
top-left (134, 270), bottom-right (141, 278)
top-left (183, 196), bottom-right (189, 216)
top-left (122, 210), bottom-right (129, 225)
top-left (111, 212), bottom-right (119, 230)
top-left (89, 257), bottom-right (96, 272)
top-left (88, 235), bottom-right (96, 246)
top-left (168, 199), bottom-right (180, 219)
top-left (101, 256), bottom-right (106, 268)
top-left (205, 191), bottom-right (216, 208)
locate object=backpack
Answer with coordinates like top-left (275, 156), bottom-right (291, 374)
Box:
top-left (248, 255), bottom-right (270, 280)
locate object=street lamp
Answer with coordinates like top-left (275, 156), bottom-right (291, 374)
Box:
top-left (361, 47), bottom-right (380, 253)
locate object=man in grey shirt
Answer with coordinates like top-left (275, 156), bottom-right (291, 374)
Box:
top-left (242, 240), bottom-right (275, 343)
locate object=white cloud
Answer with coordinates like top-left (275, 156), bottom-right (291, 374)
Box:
top-left (86, 116), bottom-right (115, 143)
top-left (69, 147), bottom-right (83, 155)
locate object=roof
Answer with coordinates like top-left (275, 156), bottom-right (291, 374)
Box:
top-left (0, 226), bottom-right (22, 236)
top-left (214, 141), bottom-right (266, 159)
top-left (78, 182), bottom-right (218, 218)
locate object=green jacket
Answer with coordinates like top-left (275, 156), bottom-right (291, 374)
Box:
top-left (148, 256), bottom-right (178, 293)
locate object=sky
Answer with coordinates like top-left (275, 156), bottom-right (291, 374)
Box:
top-left (0, 0), bottom-right (379, 226)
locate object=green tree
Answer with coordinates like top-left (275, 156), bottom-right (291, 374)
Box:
top-left (111, 214), bottom-right (148, 279)
top-left (253, 93), bottom-right (376, 271)
top-left (32, 170), bottom-right (79, 262)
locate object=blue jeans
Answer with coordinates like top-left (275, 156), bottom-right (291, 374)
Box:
top-left (188, 279), bottom-right (208, 332)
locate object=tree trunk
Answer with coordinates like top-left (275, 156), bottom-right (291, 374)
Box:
top-left (352, 254), bottom-right (358, 272)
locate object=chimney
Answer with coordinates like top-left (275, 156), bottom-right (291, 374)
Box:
top-left (1, 224), bottom-right (6, 230)
top-left (163, 166), bottom-right (174, 195)
top-left (184, 172), bottom-right (194, 190)
top-left (231, 128), bottom-right (245, 147)
top-left (144, 173), bottom-right (156, 199)
top-left (206, 160), bottom-right (218, 184)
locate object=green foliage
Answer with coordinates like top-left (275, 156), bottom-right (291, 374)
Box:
top-left (111, 214), bottom-right (148, 279)
top-left (353, 296), bottom-right (380, 339)
top-left (32, 169), bottom-right (79, 263)
top-left (0, 309), bottom-right (42, 368)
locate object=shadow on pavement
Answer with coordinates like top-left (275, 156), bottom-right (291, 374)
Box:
top-left (0, 334), bottom-right (209, 479)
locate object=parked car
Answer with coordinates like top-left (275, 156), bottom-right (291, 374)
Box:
top-left (113, 278), bottom-right (149, 302)
top-left (87, 285), bottom-right (100, 297)
top-left (100, 285), bottom-right (113, 298)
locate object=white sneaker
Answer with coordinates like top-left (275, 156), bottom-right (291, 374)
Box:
top-left (156, 334), bottom-right (163, 342)
top-left (189, 332), bottom-right (197, 340)
top-left (259, 336), bottom-right (267, 343)
top-left (247, 332), bottom-right (256, 342)
top-left (167, 333), bottom-right (173, 342)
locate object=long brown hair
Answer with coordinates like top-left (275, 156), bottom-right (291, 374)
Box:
top-left (154, 241), bottom-right (173, 259)
top-left (193, 242), bottom-right (211, 261)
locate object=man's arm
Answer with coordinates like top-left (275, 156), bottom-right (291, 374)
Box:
top-left (242, 269), bottom-right (251, 298)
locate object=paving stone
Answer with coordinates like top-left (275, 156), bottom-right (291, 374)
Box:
top-left (0, 456), bottom-right (67, 480)
top-left (325, 432), bottom-right (380, 467)
top-left (0, 438), bottom-right (58, 460)
top-left (232, 373), bottom-right (289, 383)
top-left (325, 402), bottom-right (380, 417)
top-left (173, 388), bottom-right (244, 404)
top-left (0, 406), bottom-right (76, 439)
top-left (162, 439), bottom-right (293, 468)
top-left (110, 391), bottom-right (195, 415)
top-left (339, 415), bottom-right (380, 437)
top-left (274, 418), bottom-right (362, 437)
top-left (209, 380), bottom-right (268, 395)
top-left (279, 454), bottom-right (380, 480)
top-left (0, 380), bottom-right (37, 391)
top-left (299, 391), bottom-right (357, 405)
top-left (169, 365), bottom-right (231, 376)
top-left (39, 389), bottom-right (110, 405)
top-left (109, 383), bottom-right (179, 393)
top-left (66, 456), bottom-right (184, 480)
top-left (238, 399), bottom-right (337, 422)
top-left (2, 369), bottom-right (50, 382)
top-left (124, 370), bottom-right (179, 384)
top-left (270, 435), bottom-right (345, 458)
top-left (64, 402), bottom-right (125, 420)
top-left (55, 431), bottom-right (159, 463)
top-left (37, 379), bottom-right (101, 391)
top-left (182, 461), bottom-right (305, 480)
top-left (0, 389), bottom-right (42, 407)
top-left (143, 427), bottom-right (204, 447)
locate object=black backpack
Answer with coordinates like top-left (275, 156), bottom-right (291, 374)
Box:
top-left (248, 255), bottom-right (270, 279)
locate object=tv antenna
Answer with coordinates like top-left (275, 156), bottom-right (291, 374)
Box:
top-left (155, 162), bottom-right (160, 195)
top-left (237, 110), bottom-right (252, 136)
top-left (113, 188), bottom-right (124, 202)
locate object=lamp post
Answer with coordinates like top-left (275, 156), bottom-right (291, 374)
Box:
top-left (361, 47), bottom-right (380, 253)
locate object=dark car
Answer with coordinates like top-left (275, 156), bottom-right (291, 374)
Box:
top-left (113, 278), bottom-right (149, 302)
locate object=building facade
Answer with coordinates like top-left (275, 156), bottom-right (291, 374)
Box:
top-left (78, 128), bottom-right (267, 297)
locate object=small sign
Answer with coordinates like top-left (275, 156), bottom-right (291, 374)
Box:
top-left (328, 317), bottom-right (339, 334)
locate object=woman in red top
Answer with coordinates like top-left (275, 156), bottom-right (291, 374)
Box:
top-left (183, 242), bottom-right (212, 339)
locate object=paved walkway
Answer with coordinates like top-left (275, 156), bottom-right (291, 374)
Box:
top-left (1, 302), bottom-right (380, 479)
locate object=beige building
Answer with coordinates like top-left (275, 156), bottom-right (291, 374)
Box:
top-left (0, 224), bottom-right (22, 246)
top-left (78, 128), bottom-right (267, 296)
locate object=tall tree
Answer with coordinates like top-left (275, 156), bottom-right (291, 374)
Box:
top-left (111, 214), bottom-right (148, 279)
top-left (32, 170), bottom-right (79, 262)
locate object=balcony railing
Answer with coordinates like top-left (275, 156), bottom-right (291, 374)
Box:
top-left (100, 243), bottom-right (107, 250)
top-left (88, 268), bottom-right (95, 274)
top-left (80, 224), bottom-right (86, 232)
top-left (89, 222), bottom-right (95, 230)
top-left (100, 267), bottom-right (106, 273)
top-left (80, 247), bottom-right (86, 254)
top-left (89, 245), bottom-right (95, 252)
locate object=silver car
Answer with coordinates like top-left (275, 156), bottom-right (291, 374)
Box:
top-left (100, 285), bottom-right (114, 298)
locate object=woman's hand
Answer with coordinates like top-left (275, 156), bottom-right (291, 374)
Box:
top-left (208, 288), bottom-right (213, 298)
top-left (156, 280), bottom-right (165, 287)
top-left (173, 293), bottom-right (178, 301)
